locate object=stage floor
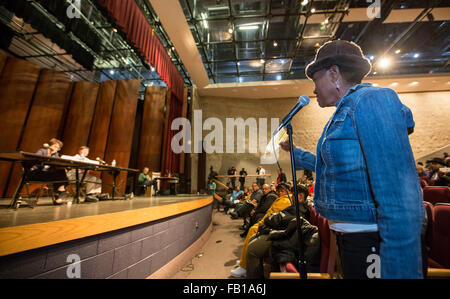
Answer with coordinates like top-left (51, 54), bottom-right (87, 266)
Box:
top-left (0, 194), bottom-right (209, 229)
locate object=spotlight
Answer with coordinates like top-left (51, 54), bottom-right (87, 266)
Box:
top-left (377, 57), bottom-right (391, 69)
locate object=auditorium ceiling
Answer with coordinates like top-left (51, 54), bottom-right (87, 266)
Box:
top-left (0, 0), bottom-right (449, 97)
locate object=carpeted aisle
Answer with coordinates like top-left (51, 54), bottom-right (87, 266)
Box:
top-left (171, 210), bottom-right (245, 279)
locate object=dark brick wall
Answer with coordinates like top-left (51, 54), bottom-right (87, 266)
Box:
top-left (0, 204), bottom-right (212, 279)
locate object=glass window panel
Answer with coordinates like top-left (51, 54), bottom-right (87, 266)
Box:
top-left (205, 20), bottom-right (233, 42)
top-left (216, 75), bottom-right (238, 83)
top-left (264, 58), bottom-right (293, 73)
top-left (205, 43), bottom-right (235, 61)
top-left (265, 40), bottom-right (297, 58)
top-left (212, 61), bottom-right (237, 74)
top-left (230, 0), bottom-right (269, 17)
top-left (236, 41), bottom-right (264, 60)
top-left (238, 60), bottom-right (265, 73)
top-left (264, 73), bottom-right (287, 81)
top-left (234, 17), bottom-right (266, 41)
top-left (267, 15), bottom-right (300, 40)
top-left (187, 0), bottom-right (231, 20)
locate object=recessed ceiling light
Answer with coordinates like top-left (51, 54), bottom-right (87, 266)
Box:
top-left (228, 28), bottom-right (233, 34)
top-left (413, 53), bottom-right (420, 58)
top-left (369, 55), bottom-right (375, 60)
top-left (395, 49), bottom-right (401, 54)
top-left (301, 0), bottom-right (309, 5)
top-left (311, 8), bottom-right (316, 13)
top-left (109, 70), bottom-right (115, 75)
top-left (273, 41), bottom-right (278, 47)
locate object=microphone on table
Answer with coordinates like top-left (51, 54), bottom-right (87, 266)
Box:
top-left (276, 95), bottom-right (310, 133)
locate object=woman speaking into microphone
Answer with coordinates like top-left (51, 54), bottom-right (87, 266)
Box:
top-left (280, 40), bottom-right (424, 279)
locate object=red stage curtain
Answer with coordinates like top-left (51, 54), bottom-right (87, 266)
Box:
top-left (99, 0), bottom-right (185, 102)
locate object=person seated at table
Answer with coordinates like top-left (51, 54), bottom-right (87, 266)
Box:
top-left (66, 146), bottom-right (106, 203)
top-left (28, 138), bottom-right (69, 205)
top-left (138, 167), bottom-right (159, 194)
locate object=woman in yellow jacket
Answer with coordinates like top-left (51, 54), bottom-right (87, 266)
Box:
top-left (231, 183), bottom-right (292, 277)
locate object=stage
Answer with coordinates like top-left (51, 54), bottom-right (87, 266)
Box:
top-left (0, 194), bottom-right (208, 228)
top-left (0, 194), bottom-right (213, 279)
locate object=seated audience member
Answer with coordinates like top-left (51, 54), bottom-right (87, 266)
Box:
top-left (232, 183), bottom-right (264, 233)
top-left (138, 167), bottom-right (159, 194)
top-left (222, 187), bottom-right (244, 213)
top-left (416, 164), bottom-right (428, 178)
top-left (444, 152), bottom-right (450, 167)
top-left (250, 184), bottom-right (278, 226)
top-left (426, 158), bottom-right (450, 186)
top-left (245, 185), bottom-right (315, 278)
top-left (66, 146), bottom-right (106, 203)
top-left (28, 138), bottom-right (69, 205)
top-left (231, 183), bottom-right (292, 278)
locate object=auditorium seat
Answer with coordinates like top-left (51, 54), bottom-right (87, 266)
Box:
top-left (423, 186), bottom-right (450, 205)
top-left (423, 201), bottom-right (434, 248)
top-left (428, 203), bottom-right (450, 269)
top-left (309, 206), bottom-right (318, 226)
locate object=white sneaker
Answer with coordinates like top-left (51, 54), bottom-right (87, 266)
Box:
top-left (230, 266), bottom-right (246, 278)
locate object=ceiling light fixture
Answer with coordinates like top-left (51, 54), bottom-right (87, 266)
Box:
top-left (395, 49), bottom-right (401, 54)
top-left (273, 41), bottom-right (278, 47)
top-left (239, 25), bottom-right (259, 30)
top-left (301, 0), bottom-right (309, 5)
top-left (311, 8), bottom-right (316, 13)
top-left (228, 28), bottom-right (233, 34)
top-left (413, 53), bottom-right (420, 58)
top-left (260, 59), bottom-right (265, 64)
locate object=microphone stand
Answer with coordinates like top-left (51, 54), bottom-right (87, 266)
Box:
top-left (285, 122), bottom-right (307, 279)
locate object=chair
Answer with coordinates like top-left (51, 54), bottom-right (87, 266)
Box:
top-left (269, 210), bottom-right (337, 279)
top-left (423, 201), bottom-right (434, 248)
top-left (423, 186), bottom-right (450, 205)
top-left (428, 203), bottom-right (450, 269)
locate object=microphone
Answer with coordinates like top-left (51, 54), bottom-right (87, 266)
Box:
top-left (276, 95), bottom-right (310, 133)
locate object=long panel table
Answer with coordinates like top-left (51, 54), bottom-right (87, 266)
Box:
top-left (0, 151), bottom-right (138, 208)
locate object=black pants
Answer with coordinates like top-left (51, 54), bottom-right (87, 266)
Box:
top-left (336, 231), bottom-right (380, 279)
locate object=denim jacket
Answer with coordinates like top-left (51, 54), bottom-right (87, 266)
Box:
top-left (294, 83), bottom-right (424, 278)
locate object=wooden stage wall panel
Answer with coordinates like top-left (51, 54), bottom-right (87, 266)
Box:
top-left (5, 69), bottom-right (73, 197)
top-left (61, 81), bottom-right (100, 155)
top-left (0, 57), bottom-right (41, 197)
top-left (137, 86), bottom-right (167, 172)
top-left (103, 79), bottom-right (140, 194)
top-left (0, 50), bottom-right (8, 76)
top-left (87, 80), bottom-right (117, 162)
top-left (161, 89), bottom-right (172, 174)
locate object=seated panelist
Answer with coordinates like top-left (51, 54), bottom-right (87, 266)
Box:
top-left (28, 138), bottom-right (69, 205)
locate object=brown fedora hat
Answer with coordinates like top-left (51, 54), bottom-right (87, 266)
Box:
top-left (305, 40), bottom-right (372, 80)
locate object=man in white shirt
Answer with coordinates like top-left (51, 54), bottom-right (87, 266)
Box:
top-left (66, 146), bottom-right (104, 202)
top-left (256, 166), bottom-right (266, 187)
